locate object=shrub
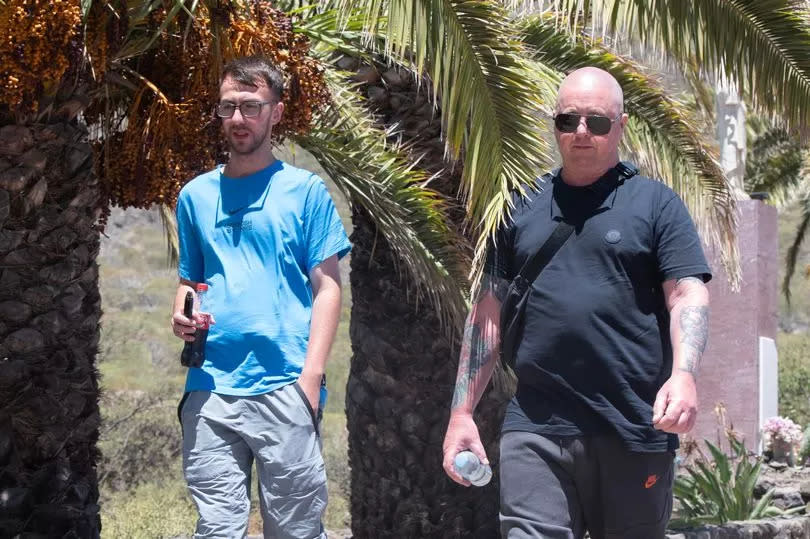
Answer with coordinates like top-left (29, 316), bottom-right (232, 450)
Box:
top-left (101, 475), bottom-right (196, 538)
top-left (671, 435), bottom-right (802, 528)
top-left (800, 426), bottom-right (810, 466)
top-left (98, 390), bottom-right (182, 495)
top-left (777, 332), bottom-right (810, 427)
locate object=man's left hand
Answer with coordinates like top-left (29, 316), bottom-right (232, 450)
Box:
top-left (297, 371), bottom-right (322, 414)
top-left (652, 371), bottom-right (697, 434)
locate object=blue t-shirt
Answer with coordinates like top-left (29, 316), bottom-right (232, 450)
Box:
top-left (176, 160), bottom-right (351, 396)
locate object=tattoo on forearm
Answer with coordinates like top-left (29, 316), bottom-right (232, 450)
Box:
top-left (679, 305), bottom-right (709, 375)
top-left (451, 318), bottom-right (496, 410)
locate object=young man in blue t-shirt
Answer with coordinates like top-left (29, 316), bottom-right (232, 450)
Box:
top-left (170, 56), bottom-right (350, 538)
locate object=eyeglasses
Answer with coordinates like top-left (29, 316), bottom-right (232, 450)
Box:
top-left (553, 113), bottom-right (622, 136)
top-left (215, 101), bottom-right (273, 118)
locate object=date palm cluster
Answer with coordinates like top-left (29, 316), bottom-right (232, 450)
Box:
top-left (1, 1), bottom-right (329, 213)
top-left (0, 0), bottom-right (82, 109)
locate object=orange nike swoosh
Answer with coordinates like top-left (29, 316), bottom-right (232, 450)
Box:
top-left (645, 474), bottom-right (659, 489)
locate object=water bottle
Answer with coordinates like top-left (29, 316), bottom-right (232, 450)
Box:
top-left (180, 283), bottom-right (210, 368)
top-left (454, 451), bottom-right (492, 486)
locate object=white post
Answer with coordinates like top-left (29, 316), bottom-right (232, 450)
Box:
top-left (759, 337), bottom-right (779, 452)
top-left (715, 78), bottom-right (748, 197)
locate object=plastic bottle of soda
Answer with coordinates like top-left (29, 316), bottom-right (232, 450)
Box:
top-left (454, 451), bottom-right (492, 486)
top-left (180, 291), bottom-right (194, 367)
top-left (180, 283), bottom-right (210, 368)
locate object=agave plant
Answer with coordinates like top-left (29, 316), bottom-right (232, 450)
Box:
top-left (671, 435), bottom-right (803, 528)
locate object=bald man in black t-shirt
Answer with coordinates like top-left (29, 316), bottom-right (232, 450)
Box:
top-left (442, 67), bottom-right (711, 539)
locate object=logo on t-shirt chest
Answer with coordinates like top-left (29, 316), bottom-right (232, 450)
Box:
top-left (224, 220), bottom-right (254, 233)
top-left (604, 229), bottom-right (622, 244)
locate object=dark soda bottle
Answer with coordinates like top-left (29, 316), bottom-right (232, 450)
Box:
top-left (180, 291), bottom-right (194, 367)
top-left (180, 283), bottom-right (210, 368)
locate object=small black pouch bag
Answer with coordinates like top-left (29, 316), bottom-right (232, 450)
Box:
top-left (499, 221), bottom-right (574, 370)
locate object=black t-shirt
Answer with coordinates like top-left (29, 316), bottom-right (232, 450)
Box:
top-left (486, 165), bottom-right (712, 452)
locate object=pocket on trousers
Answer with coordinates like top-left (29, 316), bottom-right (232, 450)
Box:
top-left (177, 391), bottom-right (191, 438)
top-left (293, 381), bottom-right (320, 436)
top-left (177, 392), bottom-right (190, 424)
top-left (183, 453), bottom-right (233, 484)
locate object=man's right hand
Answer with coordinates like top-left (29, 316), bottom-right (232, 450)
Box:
top-left (171, 310), bottom-right (198, 342)
top-left (442, 412), bottom-right (488, 486)
top-left (171, 310), bottom-right (215, 342)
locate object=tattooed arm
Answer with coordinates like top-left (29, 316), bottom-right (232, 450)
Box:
top-left (652, 276), bottom-right (710, 434)
top-left (442, 274), bottom-right (509, 485)
top-left (451, 275), bottom-right (509, 412)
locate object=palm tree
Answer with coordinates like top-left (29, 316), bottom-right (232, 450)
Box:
top-left (316, 1), bottom-right (810, 537)
top-left (0, 1), bottom-right (456, 536)
top-left (744, 121), bottom-right (810, 306)
top-left (2, 1), bottom-right (809, 538)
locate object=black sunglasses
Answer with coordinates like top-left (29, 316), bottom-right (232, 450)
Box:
top-left (554, 113), bottom-right (622, 135)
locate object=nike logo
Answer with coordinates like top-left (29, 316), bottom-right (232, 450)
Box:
top-left (644, 474), bottom-right (658, 489)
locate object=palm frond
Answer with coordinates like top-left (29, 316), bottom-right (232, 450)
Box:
top-left (520, 14), bottom-right (740, 284)
top-left (290, 5), bottom-right (377, 61)
top-left (295, 76), bottom-right (469, 328)
top-left (745, 128), bottom-right (810, 207)
top-left (783, 207), bottom-right (810, 307)
top-left (119, 0), bottom-right (197, 60)
top-left (159, 203), bottom-right (180, 268)
top-left (548, 0), bottom-right (810, 131)
top-left (783, 173), bottom-right (810, 306)
top-left (341, 0), bottom-right (554, 277)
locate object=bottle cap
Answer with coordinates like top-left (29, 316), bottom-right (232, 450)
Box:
top-left (196, 283), bottom-right (209, 291)
top-left (454, 451), bottom-right (477, 472)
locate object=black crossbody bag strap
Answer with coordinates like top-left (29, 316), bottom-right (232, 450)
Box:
top-left (514, 221), bottom-right (574, 289)
top-left (499, 221), bottom-right (574, 371)
top-left (499, 161), bottom-right (639, 371)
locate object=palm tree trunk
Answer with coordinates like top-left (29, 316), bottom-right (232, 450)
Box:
top-left (0, 121), bottom-right (102, 538)
top-left (346, 64), bottom-right (508, 538)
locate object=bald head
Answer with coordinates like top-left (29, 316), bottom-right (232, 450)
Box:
top-left (553, 67), bottom-right (628, 185)
top-left (556, 67), bottom-right (623, 116)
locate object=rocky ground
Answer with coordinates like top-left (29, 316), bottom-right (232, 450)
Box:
top-left (173, 530), bottom-right (352, 539)
top-left (757, 460), bottom-right (810, 511)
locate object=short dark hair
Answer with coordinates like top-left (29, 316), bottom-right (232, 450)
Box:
top-left (221, 56), bottom-right (285, 100)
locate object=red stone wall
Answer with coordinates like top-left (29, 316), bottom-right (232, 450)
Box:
top-left (688, 199), bottom-right (778, 451)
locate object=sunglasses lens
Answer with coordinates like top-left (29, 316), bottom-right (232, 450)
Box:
top-left (554, 113), bottom-right (580, 133)
top-left (586, 116), bottom-right (612, 135)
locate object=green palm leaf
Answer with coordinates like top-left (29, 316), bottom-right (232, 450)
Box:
top-left (341, 0), bottom-right (554, 275)
top-left (745, 128), bottom-right (810, 207)
top-left (783, 202), bottom-right (810, 305)
top-left (291, 5), bottom-right (378, 60)
top-left (295, 76), bottom-right (469, 327)
top-left (549, 0), bottom-right (810, 130)
top-left (519, 14), bottom-right (740, 282)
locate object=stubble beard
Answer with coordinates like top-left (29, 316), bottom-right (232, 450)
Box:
top-left (226, 122), bottom-right (272, 157)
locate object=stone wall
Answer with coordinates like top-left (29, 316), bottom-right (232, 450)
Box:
top-left (667, 517), bottom-right (810, 539)
top-left (694, 199), bottom-right (779, 450)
